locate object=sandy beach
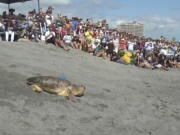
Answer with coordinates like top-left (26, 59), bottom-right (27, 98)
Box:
top-left (0, 41), bottom-right (180, 135)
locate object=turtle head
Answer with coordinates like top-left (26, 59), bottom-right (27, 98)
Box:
top-left (70, 84), bottom-right (86, 97)
top-left (77, 85), bottom-right (86, 96)
top-left (79, 85), bottom-right (86, 92)
top-left (26, 77), bottom-right (41, 85)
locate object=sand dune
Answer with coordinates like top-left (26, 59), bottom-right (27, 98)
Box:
top-left (0, 42), bottom-right (180, 135)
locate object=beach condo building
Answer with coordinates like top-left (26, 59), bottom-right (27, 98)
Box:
top-left (119, 21), bottom-right (144, 37)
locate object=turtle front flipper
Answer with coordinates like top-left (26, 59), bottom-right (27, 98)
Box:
top-left (66, 87), bottom-right (76, 102)
top-left (57, 88), bottom-right (76, 102)
top-left (31, 85), bottom-right (43, 93)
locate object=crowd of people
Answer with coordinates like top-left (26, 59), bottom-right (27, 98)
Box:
top-left (0, 7), bottom-right (180, 70)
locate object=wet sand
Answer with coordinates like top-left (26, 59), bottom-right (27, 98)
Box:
top-left (0, 41), bottom-right (180, 135)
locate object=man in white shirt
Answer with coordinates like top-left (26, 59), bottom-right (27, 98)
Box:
top-left (113, 36), bottom-right (119, 53)
top-left (45, 11), bottom-right (53, 27)
top-left (63, 33), bottom-right (73, 47)
top-left (63, 34), bottom-right (72, 43)
top-left (128, 39), bottom-right (136, 51)
top-left (145, 39), bottom-right (155, 51)
top-left (92, 37), bottom-right (101, 49)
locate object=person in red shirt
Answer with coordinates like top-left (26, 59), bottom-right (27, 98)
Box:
top-left (119, 38), bottom-right (127, 50)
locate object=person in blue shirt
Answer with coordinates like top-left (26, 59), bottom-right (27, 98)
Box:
top-left (70, 17), bottom-right (79, 36)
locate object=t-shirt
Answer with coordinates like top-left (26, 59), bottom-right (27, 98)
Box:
top-left (160, 49), bottom-right (168, 56)
top-left (113, 38), bottom-right (119, 53)
top-left (45, 31), bottom-right (55, 40)
top-left (128, 41), bottom-right (136, 51)
top-left (56, 20), bottom-right (63, 27)
top-left (101, 37), bottom-right (107, 44)
top-left (85, 31), bottom-right (93, 41)
top-left (71, 20), bottom-right (78, 31)
top-left (92, 38), bottom-right (100, 49)
top-left (63, 35), bottom-right (72, 43)
top-left (65, 23), bottom-right (72, 30)
top-left (106, 42), bottom-right (114, 53)
top-left (144, 42), bottom-right (154, 51)
top-left (8, 14), bottom-right (16, 20)
top-left (107, 34), bottom-right (113, 41)
top-left (45, 15), bottom-right (53, 26)
top-left (60, 27), bottom-right (67, 37)
top-left (122, 51), bottom-right (132, 63)
top-left (119, 39), bottom-right (127, 50)
top-left (166, 48), bottom-right (175, 56)
top-left (113, 38), bottom-right (119, 47)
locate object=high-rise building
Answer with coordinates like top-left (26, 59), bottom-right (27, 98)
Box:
top-left (119, 21), bottom-right (144, 37)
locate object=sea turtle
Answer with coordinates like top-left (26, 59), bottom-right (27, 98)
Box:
top-left (26, 76), bottom-right (86, 101)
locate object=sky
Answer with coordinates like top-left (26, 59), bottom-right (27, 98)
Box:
top-left (0, 0), bottom-right (180, 41)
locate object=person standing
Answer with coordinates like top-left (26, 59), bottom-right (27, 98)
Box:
top-left (5, 9), bottom-right (17, 42)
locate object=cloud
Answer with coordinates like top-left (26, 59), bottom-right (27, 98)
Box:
top-left (0, 0), bottom-right (71, 13)
top-left (135, 16), bottom-right (180, 40)
top-left (136, 16), bottom-right (180, 30)
top-left (171, 8), bottom-right (180, 11)
top-left (50, 0), bottom-right (122, 20)
top-left (108, 4), bottom-right (122, 9)
top-left (109, 15), bottom-right (180, 41)
top-left (1, 0), bottom-right (179, 41)
top-left (93, 0), bottom-right (102, 4)
top-left (116, 20), bottom-right (126, 25)
top-left (41, 0), bottom-right (71, 5)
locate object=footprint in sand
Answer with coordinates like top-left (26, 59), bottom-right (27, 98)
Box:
top-left (79, 115), bottom-right (102, 123)
top-left (102, 88), bottom-right (111, 93)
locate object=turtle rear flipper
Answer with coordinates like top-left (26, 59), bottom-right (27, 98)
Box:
top-left (56, 88), bottom-right (76, 102)
top-left (31, 85), bottom-right (43, 93)
top-left (66, 89), bottom-right (77, 102)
